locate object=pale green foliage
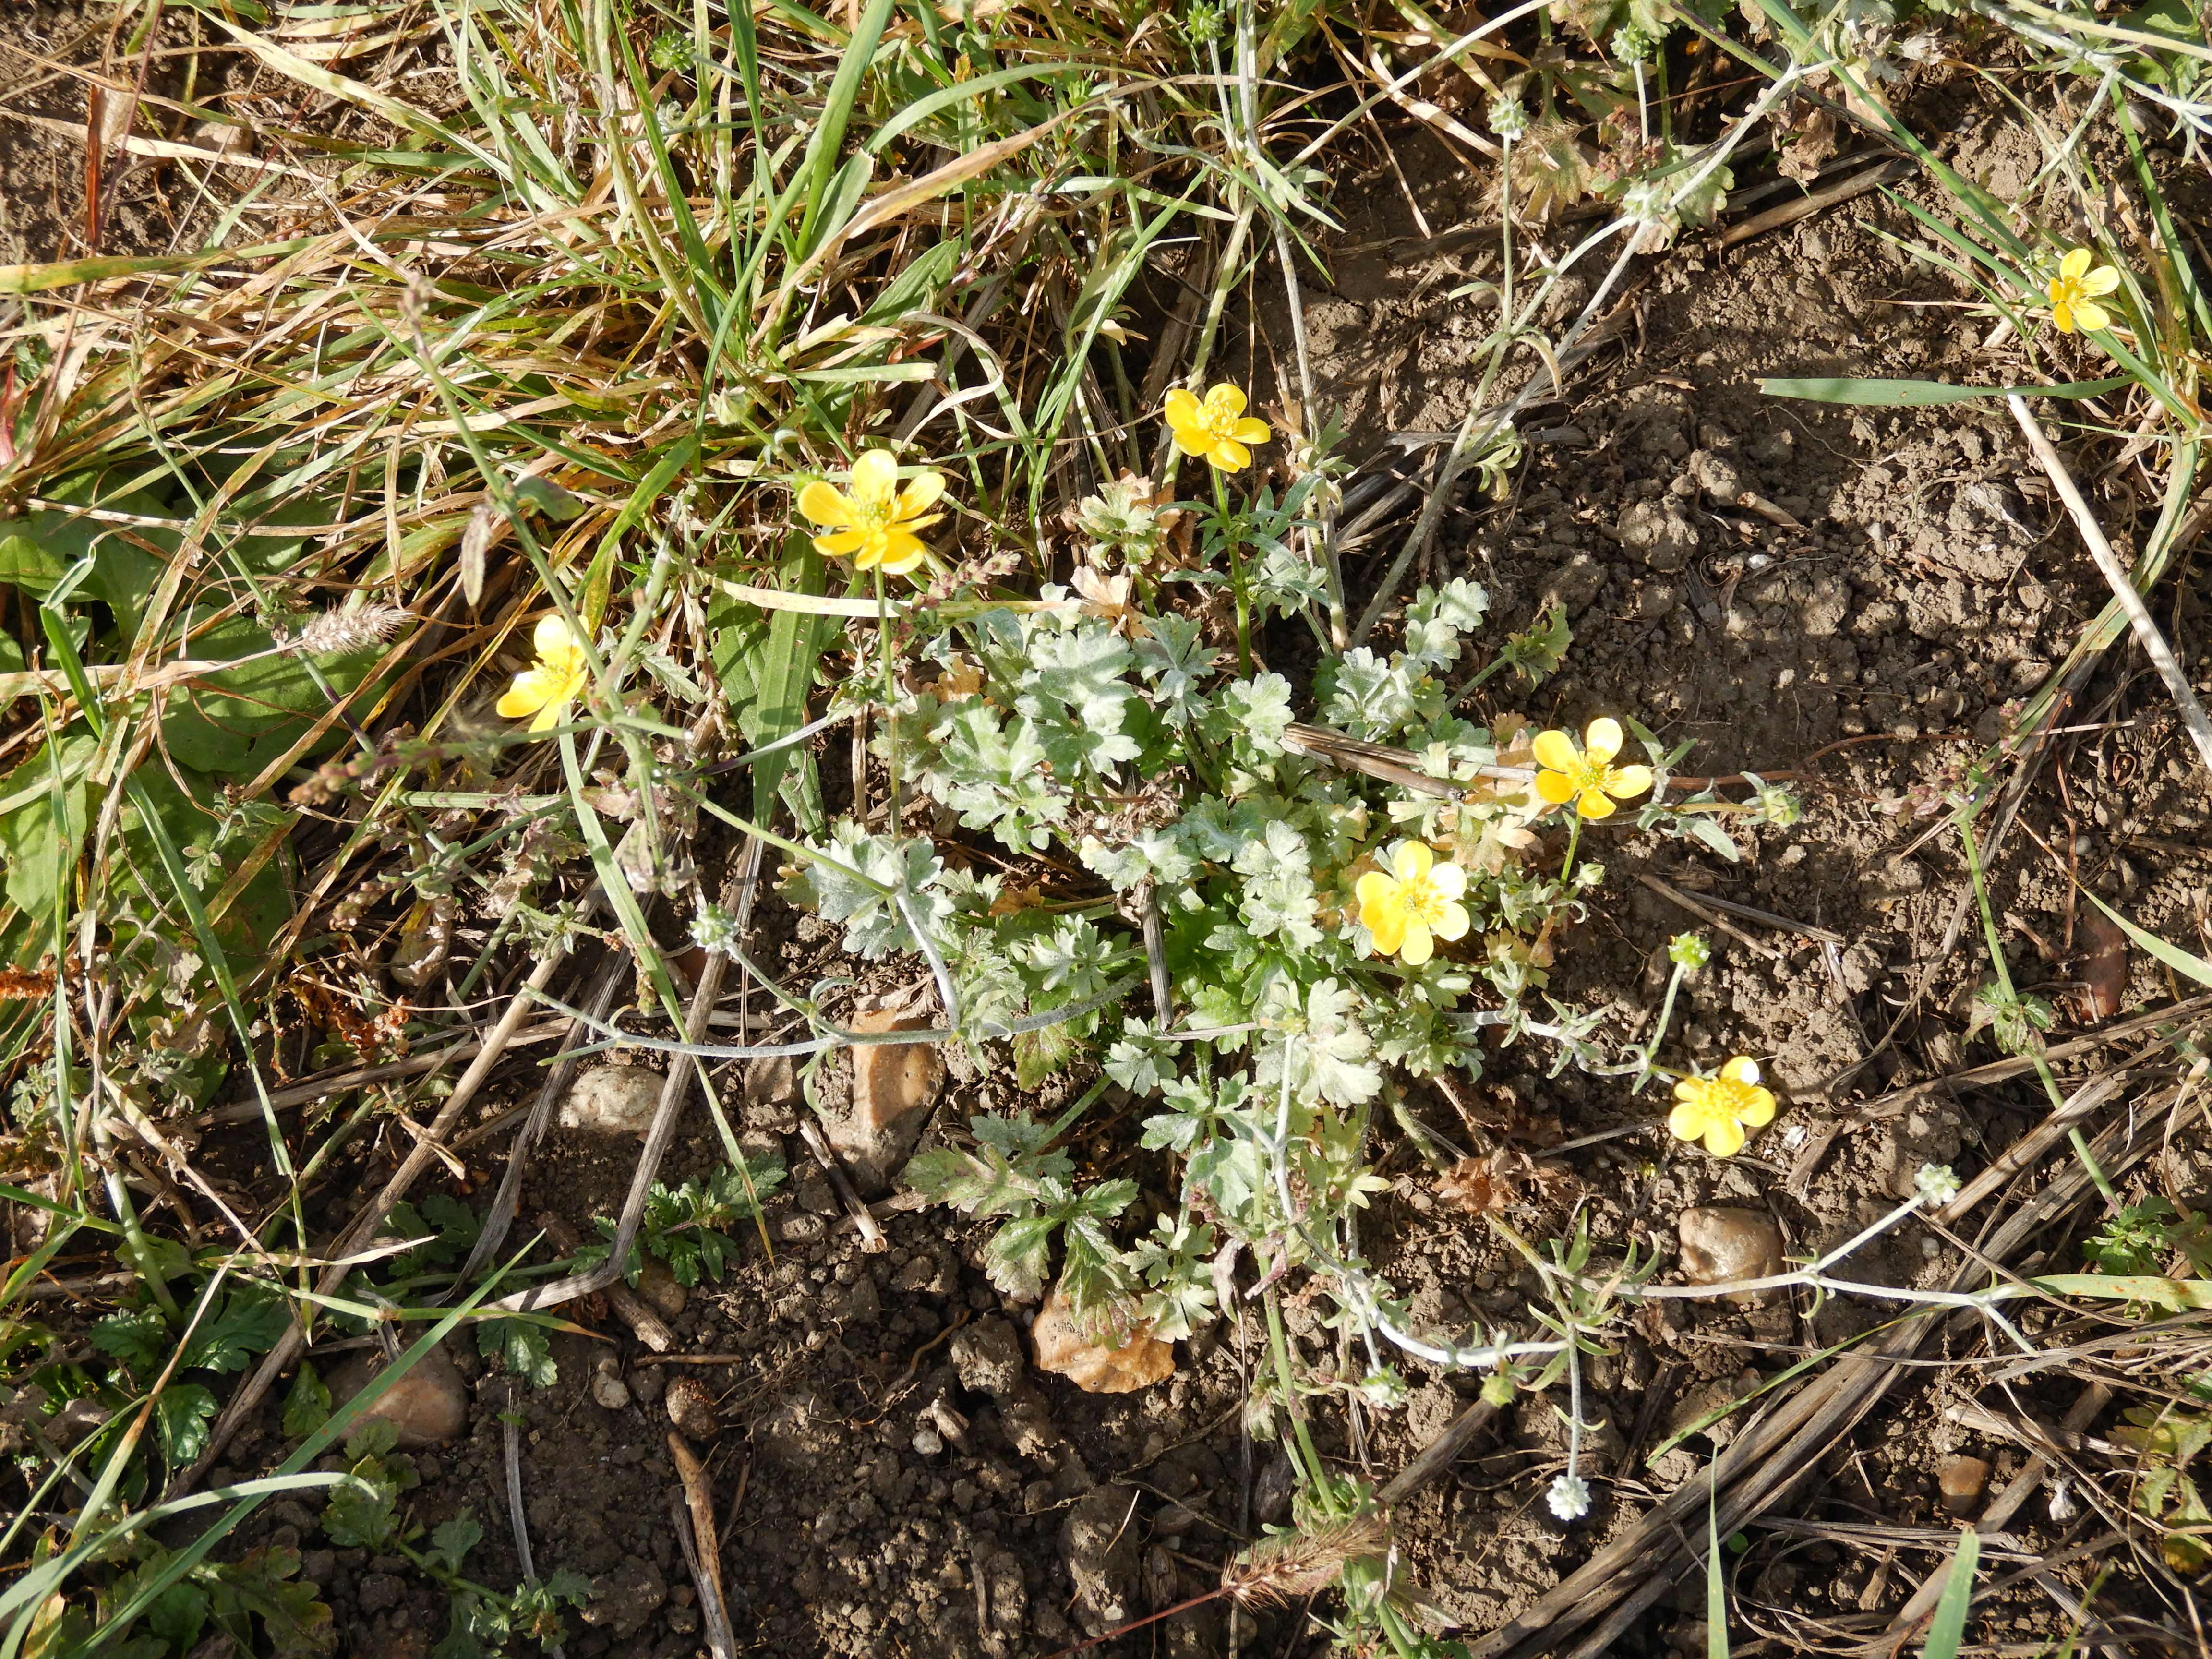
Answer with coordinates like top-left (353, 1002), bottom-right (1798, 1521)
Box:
top-left (1074, 475), bottom-right (1166, 565)
top-left (786, 820), bottom-right (959, 957)
top-left (780, 455), bottom-right (1746, 1364)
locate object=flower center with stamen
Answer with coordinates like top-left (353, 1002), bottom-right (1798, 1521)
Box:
top-left (1193, 400), bottom-right (1241, 445)
top-left (1397, 872), bottom-right (1451, 926)
top-left (1565, 757), bottom-right (1611, 794)
top-left (1700, 1077), bottom-right (1763, 1119)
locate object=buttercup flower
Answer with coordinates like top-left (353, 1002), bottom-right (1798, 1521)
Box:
top-left (1354, 841), bottom-right (1470, 966)
top-left (496, 615), bottom-right (590, 734)
top-left (2046, 248), bottom-right (2121, 335)
top-left (1669, 1057), bottom-right (1777, 1158)
top-left (1532, 717), bottom-right (1654, 820)
top-left (796, 448), bottom-right (945, 574)
top-left (1164, 384), bottom-right (1272, 472)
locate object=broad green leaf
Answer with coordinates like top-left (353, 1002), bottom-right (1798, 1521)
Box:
top-left (715, 531), bottom-right (838, 834)
top-left (155, 1385), bottom-right (219, 1468)
top-left (1757, 375), bottom-right (2132, 408)
top-left (2033, 1272), bottom-right (2212, 1310)
top-left (158, 615), bottom-right (380, 774)
top-left (0, 728), bottom-right (97, 924)
top-left (282, 1364), bottom-right (332, 1440)
top-left (206, 1546), bottom-right (334, 1659)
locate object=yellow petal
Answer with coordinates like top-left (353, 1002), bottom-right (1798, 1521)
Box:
top-left (496, 674), bottom-right (553, 719)
top-left (1392, 841), bottom-right (1433, 881)
top-left (1368, 910), bottom-right (1407, 955)
top-left (850, 448), bottom-right (900, 504)
top-left (1205, 384), bottom-right (1247, 417)
top-left (1674, 1077), bottom-right (1707, 1106)
top-left (895, 470), bottom-right (947, 519)
top-left (1399, 921), bottom-right (1433, 965)
top-left (1703, 1118), bottom-right (1747, 1158)
top-left (2081, 263), bottom-right (2122, 296)
top-left (1355, 870), bottom-right (1395, 915)
top-left (1737, 1088), bottom-right (1777, 1128)
top-left (530, 694), bottom-right (572, 734)
top-left (1211, 439), bottom-right (1250, 472)
top-left (796, 479), bottom-right (851, 528)
top-left (1720, 1056), bottom-right (1761, 1086)
top-left (1584, 717), bottom-right (1623, 763)
top-left (1575, 789), bottom-right (1617, 820)
top-left (815, 529), bottom-right (867, 557)
top-left (1170, 429), bottom-right (1214, 458)
top-left (1668, 1101), bottom-right (1707, 1142)
top-left (2060, 247), bottom-right (2093, 281)
top-left (2050, 298), bottom-right (2076, 334)
top-left (1164, 387), bottom-right (1199, 430)
top-left (1535, 769), bottom-right (1577, 805)
top-left (1431, 901), bottom-right (1470, 943)
top-left (1531, 729), bottom-right (1579, 772)
top-left (2070, 299), bottom-right (2111, 333)
top-left (1231, 417), bottom-right (1271, 445)
top-left (531, 614), bottom-right (575, 660)
top-left (1608, 764), bottom-right (1655, 800)
top-left (1427, 861), bottom-right (1467, 901)
top-left (875, 528), bottom-right (927, 572)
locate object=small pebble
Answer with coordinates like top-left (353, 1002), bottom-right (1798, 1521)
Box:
top-left (590, 1351), bottom-right (630, 1412)
top-left (1939, 1455), bottom-right (1991, 1517)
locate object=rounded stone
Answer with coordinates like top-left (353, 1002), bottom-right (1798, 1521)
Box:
top-left (326, 1344), bottom-right (469, 1449)
top-left (1677, 1207), bottom-right (1785, 1303)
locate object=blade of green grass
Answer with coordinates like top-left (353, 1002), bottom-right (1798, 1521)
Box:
top-left (1923, 1527), bottom-right (1980, 1659)
top-left (1760, 375), bottom-right (2133, 406)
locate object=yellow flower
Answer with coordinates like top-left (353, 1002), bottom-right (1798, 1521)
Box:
top-left (2046, 247), bottom-right (2121, 335)
top-left (1354, 841), bottom-right (1470, 966)
top-left (1532, 717), bottom-right (1655, 820)
top-left (1669, 1057), bottom-right (1777, 1158)
top-left (1164, 384), bottom-right (1272, 473)
top-left (795, 448), bottom-right (946, 575)
top-left (496, 614), bottom-right (590, 734)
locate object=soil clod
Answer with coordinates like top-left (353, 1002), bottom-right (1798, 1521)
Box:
top-left (557, 1063), bottom-right (668, 1138)
top-left (665, 1373), bottom-right (721, 1443)
top-left (1061, 1484), bottom-right (1144, 1632)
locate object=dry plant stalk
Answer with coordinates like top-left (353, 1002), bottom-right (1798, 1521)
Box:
top-left (1221, 1513), bottom-right (1392, 1607)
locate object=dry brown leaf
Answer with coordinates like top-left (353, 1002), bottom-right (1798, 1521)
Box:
top-left (2078, 903), bottom-right (2129, 1021)
top-left (1032, 1283), bottom-right (1175, 1393)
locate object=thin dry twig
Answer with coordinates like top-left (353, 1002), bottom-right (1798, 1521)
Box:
top-left (1634, 872), bottom-right (1781, 962)
top-left (2008, 395), bottom-right (2212, 778)
top-left (668, 1434), bottom-right (736, 1659)
top-left (1379, 1395), bottom-right (1502, 1506)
